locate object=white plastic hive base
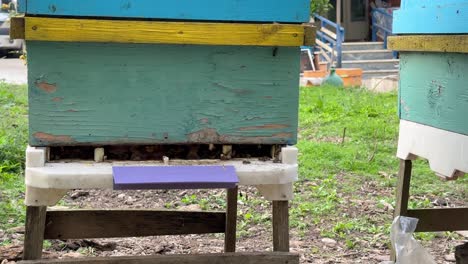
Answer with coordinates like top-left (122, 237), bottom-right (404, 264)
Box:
top-left (397, 120), bottom-right (468, 180)
top-left (25, 146), bottom-right (299, 206)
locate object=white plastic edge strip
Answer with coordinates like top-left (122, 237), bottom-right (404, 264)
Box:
top-left (25, 146), bottom-right (299, 190)
top-left (397, 120), bottom-right (468, 180)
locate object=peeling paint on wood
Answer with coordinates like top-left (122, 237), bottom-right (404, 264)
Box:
top-left (239, 124), bottom-right (289, 131)
top-left (35, 81), bottom-right (57, 93)
top-left (33, 132), bottom-right (75, 144)
top-left (27, 42), bottom-right (300, 146)
top-left (399, 52), bottom-right (468, 136)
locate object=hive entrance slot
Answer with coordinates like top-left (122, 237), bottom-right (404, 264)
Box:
top-left (49, 144), bottom-right (283, 161)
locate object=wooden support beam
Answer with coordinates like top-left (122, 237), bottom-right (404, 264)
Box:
top-left (225, 187), bottom-right (238, 253)
top-left (455, 243), bottom-right (468, 264)
top-left (406, 208), bottom-right (468, 232)
top-left (303, 24), bottom-right (316, 46)
top-left (44, 209), bottom-right (226, 239)
top-left (272, 201), bottom-right (289, 252)
top-left (394, 159), bottom-right (412, 217)
top-left (24, 17), bottom-right (315, 47)
top-left (388, 35), bottom-right (468, 53)
top-left (23, 206), bottom-right (47, 260)
top-left (19, 253), bottom-right (300, 264)
top-left (9, 16), bottom-right (25, 39)
top-left (391, 159), bottom-right (412, 261)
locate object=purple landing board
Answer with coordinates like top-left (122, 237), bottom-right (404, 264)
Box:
top-left (113, 165), bottom-right (239, 190)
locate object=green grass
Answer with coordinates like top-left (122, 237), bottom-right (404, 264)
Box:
top-left (289, 85), bottom-right (467, 245)
top-left (0, 81), bottom-right (28, 230)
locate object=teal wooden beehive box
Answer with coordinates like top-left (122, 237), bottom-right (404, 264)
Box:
top-left (388, 0), bottom-right (467, 253)
top-left (13, 0), bottom-right (313, 148)
top-left (13, 2), bottom-right (313, 260)
top-left (388, 0), bottom-right (468, 180)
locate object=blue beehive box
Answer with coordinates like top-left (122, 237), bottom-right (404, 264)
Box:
top-left (389, 0), bottom-right (468, 179)
top-left (12, 0), bottom-right (313, 148)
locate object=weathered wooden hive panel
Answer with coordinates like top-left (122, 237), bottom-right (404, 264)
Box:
top-left (389, 0), bottom-right (468, 179)
top-left (17, 0), bottom-right (312, 147)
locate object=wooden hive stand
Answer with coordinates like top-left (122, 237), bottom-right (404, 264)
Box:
top-left (21, 165), bottom-right (297, 263)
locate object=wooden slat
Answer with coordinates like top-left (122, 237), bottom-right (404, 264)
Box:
top-left (272, 201), bottom-right (289, 252)
top-left (320, 49), bottom-right (332, 63)
top-left (406, 208), bottom-right (468, 232)
top-left (44, 210), bottom-right (226, 239)
top-left (391, 159), bottom-right (412, 261)
top-left (316, 39), bottom-right (334, 53)
top-left (320, 27), bottom-right (337, 40)
top-left (9, 16), bottom-right (25, 39)
top-left (19, 253), bottom-right (300, 264)
top-left (388, 35), bottom-right (468, 53)
top-left (394, 159), bottom-right (412, 217)
top-left (24, 206), bottom-right (47, 260)
top-left (303, 24), bottom-right (316, 46)
top-left (224, 187), bottom-right (238, 253)
top-left (25, 17), bottom-right (312, 47)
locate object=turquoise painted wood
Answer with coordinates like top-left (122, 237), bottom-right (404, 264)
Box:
top-left (17, 0), bottom-right (26, 13)
top-left (394, 0), bottom-right (468, 34)
top-left (24, 0), bottom-right (310, 23)
top-left (399, 52), bottom-right (468, 136)
top-left (27, 41), bottom-right (300, 146)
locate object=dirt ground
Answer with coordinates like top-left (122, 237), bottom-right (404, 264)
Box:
top-left (1, 185), bottom-right (466, 264)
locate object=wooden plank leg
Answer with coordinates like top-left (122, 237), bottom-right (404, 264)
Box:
top-left (224, 186), bottom-right (238, 253)
top-left (272, 201), bottom-right (289, 252)
top-left (23, 206), bottom-right (47, 260)
top-left (455, 242), bottom-right (468, 264)
top-left (391, 159), bottom-right (412, 261)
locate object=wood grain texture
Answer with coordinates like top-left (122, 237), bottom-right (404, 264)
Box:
top-left (44, 210), bottom-right (226, 239)
top-left (27, 42), bottom-right (300, 146)
top-left (388, 35), bottom-right (468, 53)
top-left (9, 16), bottom-right (25, 39)
top-left (407, 208), bottom-right (468, 232)
top-left (225, 187), bottom-right (238, 253)
top-left (272, 201), bottom-right (289, 252)
top-left (394, 159), bottom-right (412, 217)
top-left (24, 17), bottom-right (312, 47)
top-left (24, 0), bottom-right (310, 23)
top-left (23, 206), bottom-right (47, 260)
top-left (19, 253), bottom-right (300, 264)
top-left (399, 52), bottom-right (468, 135)
top-left (394, 0), bottom-right (468, 34)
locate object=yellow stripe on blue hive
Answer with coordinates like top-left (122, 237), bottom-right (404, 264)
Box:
top-left (22, 17), bottom-right (315, 47)
top-left (388, 35), bottom-right (468, 53)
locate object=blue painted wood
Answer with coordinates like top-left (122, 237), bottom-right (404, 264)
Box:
top-left (401, 0), bottom-right (464, 9)
top-left (17, 0), bottom-right (26, 13)
top-left (113, 165), bottom-right (239, 190)
top-left (27, 42), bottom-right (300, 146)
top-left (394, 0), bottom-right (468, 34)
top-left (25, 0), bottom-right (310, 23)
top-left (399, 52), bottom-right (468, 136)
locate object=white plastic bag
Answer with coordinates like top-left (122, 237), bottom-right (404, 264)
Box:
top-left (390, 216), bottom-right (436, 264)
